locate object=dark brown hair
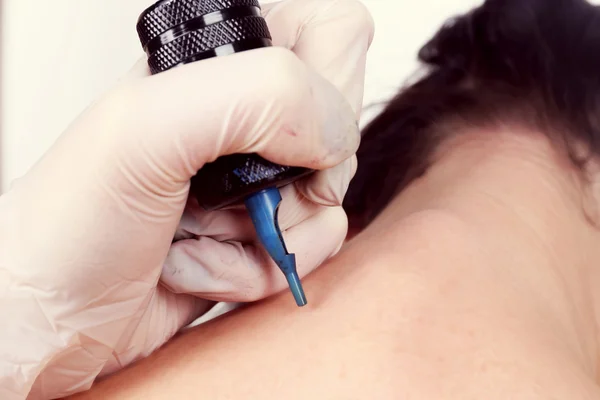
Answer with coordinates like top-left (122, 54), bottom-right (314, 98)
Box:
top-left (344, 0), bottom-right (600, 230)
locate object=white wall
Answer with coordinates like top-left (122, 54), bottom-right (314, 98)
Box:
top-left (0, 0), bottom-right (483, 192)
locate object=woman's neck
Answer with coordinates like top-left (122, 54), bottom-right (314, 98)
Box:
top-left (359, 128), bottom-right (600, 375)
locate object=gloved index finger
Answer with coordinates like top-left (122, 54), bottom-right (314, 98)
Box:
top-left (263, 0), bottom-right (375, 117)
top-left (104, 46), bottom-right (359, 188)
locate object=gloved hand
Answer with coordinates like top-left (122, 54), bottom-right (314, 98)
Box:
top-left (0, 0), bottom-right (374, 398)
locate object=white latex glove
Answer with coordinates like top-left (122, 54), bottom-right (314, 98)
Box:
top-left (0, 0), bottom-right (374, 399)
top-left (166, 0), bottom-right (374, 301)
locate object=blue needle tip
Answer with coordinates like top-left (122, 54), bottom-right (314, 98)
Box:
top-left (245, 188), bottom-right (308, 307)
top-left (286, 271), bottom-right (307, 307)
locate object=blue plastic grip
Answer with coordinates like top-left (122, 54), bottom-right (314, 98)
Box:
top-left (244, 188), bottom-right (307, 307)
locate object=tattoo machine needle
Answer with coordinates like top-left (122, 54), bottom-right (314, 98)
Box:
top-left (137, 0), bottom-right (312, 306)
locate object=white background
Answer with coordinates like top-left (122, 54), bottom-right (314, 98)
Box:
top-left (0, 0), bottom-right (486, 192)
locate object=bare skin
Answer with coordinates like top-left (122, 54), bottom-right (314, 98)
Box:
top-left (67, 129), bottom-right (600, 399)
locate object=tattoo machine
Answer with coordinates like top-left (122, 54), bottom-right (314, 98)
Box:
top-left (136, 0), bottom-right (313, 306)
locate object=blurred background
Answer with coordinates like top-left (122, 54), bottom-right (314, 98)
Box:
top-left (0, 0), bottom-right (486, 193)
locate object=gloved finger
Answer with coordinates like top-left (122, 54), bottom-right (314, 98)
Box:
top-left (277, 157), bottom-right (354, 228)
top-left (172, 191), bottom-right (319, 245)
top-left (263, 0), bottom-right (374, 206)
top-left (173, 157), bottom-right (353, 242)
top-left (98, 46), bottom-right (360, 197)
top-left (174, 196), bottom-right (256, 243)
top-left (161, 206), bottom-right (347, 302)
top-left (294, 154), bottom-right (358, 207)
top-left (173, 179), bottom-right (337, 243)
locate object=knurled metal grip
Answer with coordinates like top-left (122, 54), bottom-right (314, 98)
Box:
top-left (137, 0), bottom-right (312, 210)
